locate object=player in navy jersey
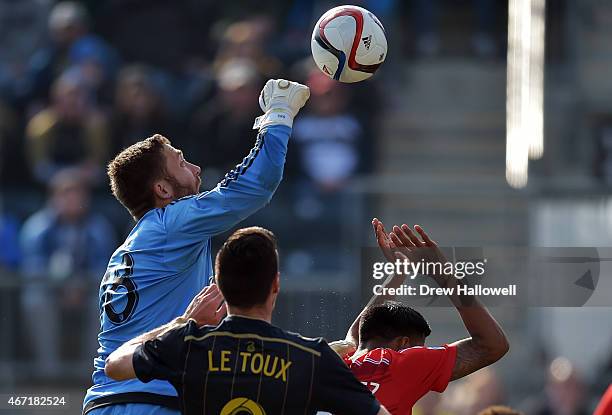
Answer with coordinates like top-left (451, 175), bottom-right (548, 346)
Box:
top-left (82, 80), bottom-right (310, 415)
top-left (104, 226), bottom-right (390, 415)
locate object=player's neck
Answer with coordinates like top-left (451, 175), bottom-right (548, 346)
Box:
top-left (358, 339), bottom-right (391, 352)
top-left (154, 198), bottom-right (173, 210)
top-left (227, 306), bottom-right (272, 324)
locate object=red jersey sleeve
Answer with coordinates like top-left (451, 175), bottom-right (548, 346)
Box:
top-left (594, 385), bottom-right (612, 415)
top-left (393, 344), bottom-right (457, 393)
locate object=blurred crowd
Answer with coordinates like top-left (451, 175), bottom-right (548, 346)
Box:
top-left (414, 356), bottom-right (612, 415)
top-left (0, 0), bottom-right (390, 379)
top-left (0, 0), bottom-right (391, 270)
top-left (3, 3), bottom-right (608, 415)
top-left (0, 0), bottom-right (509, 278)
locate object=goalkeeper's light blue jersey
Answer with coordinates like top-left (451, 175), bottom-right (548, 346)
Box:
top-left (83, 125), bottom-right (291, 412)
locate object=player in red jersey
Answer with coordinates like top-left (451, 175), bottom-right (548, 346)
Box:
top-left (594, 385), bottom-right (612, 415)
top-left (331, 218), bottom-right (509, 415)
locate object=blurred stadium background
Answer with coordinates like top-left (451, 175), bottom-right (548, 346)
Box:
top-left (0, 0), bottom-right (611, 414)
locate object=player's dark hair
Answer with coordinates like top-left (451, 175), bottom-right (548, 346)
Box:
top-left (477, 406), bottom-right (524, 415)
top-left (359, 301), bottom-right (431, 343)
top-left (107, 134), bottom-right (170, 221)
top-left (215, 227), bottom-right (278, 309)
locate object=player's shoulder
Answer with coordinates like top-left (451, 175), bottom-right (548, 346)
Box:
top-left (241, 323), bottom-right (332, 360)
top-left (347, 347), bottom-right (395, 367)
top-left (131, 207), bottom-right (167, 231)
top-left (132, 195), bottom-right (203, 234)
top-left (348, 346), bottom-right (450, 367)
top-left (136, 194), bottom-right (200, 220)
top-left (176, 319), bottom-right (218, 342)
top-left (167, 194), bottom-right (200, 207)
top-left (195, 316), bottom-right (328, 357)
top-left (393, 345), bottom-right (455, 364)
top-left (268, 326), bottom-right (328, 357)
top-left (284, 329), bottom-right (325, 347)
top-left (398, 345), bottom-right (452, 355)
top-left (157, 191), bottom-right (222, 227)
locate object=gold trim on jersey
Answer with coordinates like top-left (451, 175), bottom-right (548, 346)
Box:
top-left (183, 332), bottom-right (322, 357)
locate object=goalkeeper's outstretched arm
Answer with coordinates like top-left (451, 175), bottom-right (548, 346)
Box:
top-left (167, 79), bottom-right (310, 237)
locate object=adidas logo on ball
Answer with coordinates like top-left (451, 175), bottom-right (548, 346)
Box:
top-left (362, 35), bottom-right (372, 50)
top-left (311, 5), bottom-right (387, 83)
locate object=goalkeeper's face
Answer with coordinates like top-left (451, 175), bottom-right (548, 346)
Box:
top-left (162, 144), bottom-right (202, 199)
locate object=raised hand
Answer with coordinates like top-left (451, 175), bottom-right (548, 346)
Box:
top-left (388, 224), bottom-right (446, 265)
top-left (329, 339), bottom-right (357, 358)
top-left (254, 79), bottom-right (310, 129)
top-left (373, 218), bottom-right (447, 278)
top-left (182, 284), bottom-right (227, 326)
top-left (372, 217), bottom-right (397, 262)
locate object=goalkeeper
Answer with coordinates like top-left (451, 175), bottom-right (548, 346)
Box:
top-left (82, 80), bottom-right (310, 415)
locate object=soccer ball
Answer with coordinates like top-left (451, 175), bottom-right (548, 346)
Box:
top-left (311, 5), bottom-right (387, 83)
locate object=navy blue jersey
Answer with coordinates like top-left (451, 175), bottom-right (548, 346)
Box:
top-left (133, 316), bottom-right (381, 415)
top-left (83, 126), bottom-right (291, 412)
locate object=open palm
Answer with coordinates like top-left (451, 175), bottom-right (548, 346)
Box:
top-left (372, 218), bottom-right (446, 267)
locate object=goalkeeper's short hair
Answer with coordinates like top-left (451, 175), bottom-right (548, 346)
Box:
top-left (107, 134), bottom-right (170, 221)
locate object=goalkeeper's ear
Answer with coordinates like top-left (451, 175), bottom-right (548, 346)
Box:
top-left (253, 79), bottom-right (310, 129)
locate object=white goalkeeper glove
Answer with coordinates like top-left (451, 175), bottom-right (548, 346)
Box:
top-left (253, 79), bottom-right (310, 129)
